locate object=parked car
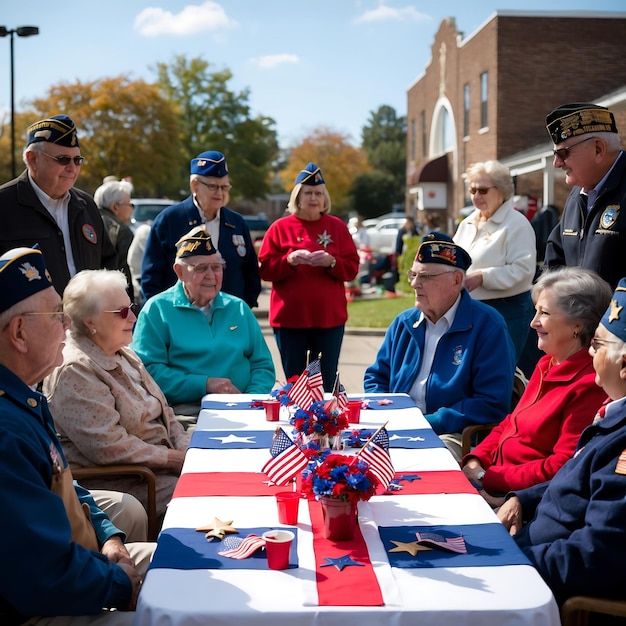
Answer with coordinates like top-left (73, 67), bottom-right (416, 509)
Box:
top-left (242, 214), bottom-right (270, 253)
top-left (365, 217), bottom-right (407, 254)
top-left (129, 198), bottom-right (176, 232)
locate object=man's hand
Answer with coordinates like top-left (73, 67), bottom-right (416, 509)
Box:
top-left (101, 536), bottom-right (134, 567)
top-left (497, 496), bottom-right (523, 536)
top-left (206, 377), bottom-right (241, 394)
top-left (117, 562), bottom-right (143, 611)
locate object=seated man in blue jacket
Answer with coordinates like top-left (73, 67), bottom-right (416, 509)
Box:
top-left (0, 246), bottom-right (153, 625)
top-left (364, 232), bottom-right (516, 461)
top-left (498, 278), bottom-right (626, 606)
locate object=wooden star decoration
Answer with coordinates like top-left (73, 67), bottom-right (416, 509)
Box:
top-left (196, 517), bottom-right (238, 541)
top-left (388, 540), bottom-right (433, 556)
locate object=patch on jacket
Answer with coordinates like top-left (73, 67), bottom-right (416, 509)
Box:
top-left (452, 345), bottom-right (463, 366)
top-left (81, 224), bottom-right (97, 244)
top-left (49, 442), bottom-right (62, 474)
top-left (615, 449), bottom-right (626, 475)
top-left (600, 205), bottom-right (620, 231)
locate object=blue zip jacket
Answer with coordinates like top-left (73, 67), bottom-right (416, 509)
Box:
top-left (364, 289), bottom-right (515, 434)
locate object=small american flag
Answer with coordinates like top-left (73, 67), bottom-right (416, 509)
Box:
top-left (360, 427), bottom-right (395, 489)
top-left (332, 376), bottom-right (349, 413)
top-left (415, 531), bottom-right (467, 554)
top-left (288, 359), bottom-right (324, 408)
top-left (218, 534), bottom-right (266, 559)
top-left (262, 428), bottom-right (308, 486)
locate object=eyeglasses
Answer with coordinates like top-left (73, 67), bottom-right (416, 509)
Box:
top-left (301, 190), bottom-right (325, 198)
top-left (41, 151), bottom-right (86, 167)
top-left (198, 180), bottom-right (232, 193)
top-left (407, 269), bottom-right (455, 282)
top-left (469, 186), bottom-right (496, 195)
top-left (183, 261), bottom-right (226, 274)
top-left (103, 303), bottom-right (140, 319)
top-left (118, 201), bottom-right (135, 208)
top-left (552, 136), bottom-right (595, 160)
top-left (590, 336), bottom-right (617, 352)
top-left (22, 310), bottom-right (69, 324)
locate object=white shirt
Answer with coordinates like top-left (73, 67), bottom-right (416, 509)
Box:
top-left (409, 294), bottom-right (461, 409)
top-left (193, 196), bottom-right (221, 248)
top-left (29, 173), bottom-right (76, 276)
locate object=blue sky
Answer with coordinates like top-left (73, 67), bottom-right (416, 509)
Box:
top-left (1, 1), bottom-right (624, 148)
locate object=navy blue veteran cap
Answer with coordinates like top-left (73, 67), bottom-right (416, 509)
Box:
top-left (600, 278), bottom-right (626, 342)
top-left (295, 162), bottom-right (325, 186)
top-left (0, 247), bottom-right (54, 314)
top-left (175, 226), bottom-right (218, 259)
top-left (415, 232), bottom-right (472, 271)
top-left (546, 103), bottom-right (617, 145)
top-left (190, 151), bottom-right (228, 177)
top-left (26, 114), bottom-right (79, 148)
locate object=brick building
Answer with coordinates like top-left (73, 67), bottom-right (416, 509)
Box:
top-left (406, 11), bottom-right (626, 231)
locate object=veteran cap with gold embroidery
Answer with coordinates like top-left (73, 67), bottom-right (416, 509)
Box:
top-left (0, 247), bottom-right (54, 314)
top-left (600, 278), bottom-right (626, 341)
top-left (546, 103), bottom-right (618, 145)
top-left (175, 226), bottom-right (218, 259)
top-left (190, 151), bottom-right (228, 177)
top-left (295, 162), bottom-right (325, 186)
top-left (415, 232), bottom-right (472, 271)
top-left (26, 114), bottom-right (80, 148)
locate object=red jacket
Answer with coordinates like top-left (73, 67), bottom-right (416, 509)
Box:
top-left (464, 349), bottom-right (607, 494)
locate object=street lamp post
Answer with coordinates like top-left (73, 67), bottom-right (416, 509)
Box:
top-left (0, 25), bottom-right (39, 178)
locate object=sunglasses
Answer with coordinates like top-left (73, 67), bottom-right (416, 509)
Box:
top-left (469, 186), bottom-right (496, 195)
top-left (103, 303), bottom-right (139, 319)
top-left (552, 136), bottom-right (595, 160)
top-left (41, 151), bottom-right (86, 167)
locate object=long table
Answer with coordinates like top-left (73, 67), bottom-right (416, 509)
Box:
top-left (134, 393), bottom-right (560, 626)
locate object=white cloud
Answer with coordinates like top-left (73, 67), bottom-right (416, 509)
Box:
top-left (354, 3), bottom-right (430, 24)
top-left (134, 2), bottom-right (238, 36)
top-left (250, 54), bottom-right (299, 69)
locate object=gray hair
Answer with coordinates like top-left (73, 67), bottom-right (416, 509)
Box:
top-left (532, 266), bottom-right (612, 346)
top-left (95, 180), bottom-right (133, 210)
top-left (286, 182), bottom-right (332, 215)
top-left (22, 141), bottom-right (44, 165)
top-left (63, 269), bottom-right (128, 336)
top-left (466, 160), bottom-right (515, 201)
top-left (587, 132), bottom-right (622, 152)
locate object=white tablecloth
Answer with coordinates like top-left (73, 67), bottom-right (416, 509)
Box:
top-left (134, 394), bottom-right (560, 626)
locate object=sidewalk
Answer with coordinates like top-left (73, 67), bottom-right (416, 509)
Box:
top-left (254, 287), bottom-right (386, 392)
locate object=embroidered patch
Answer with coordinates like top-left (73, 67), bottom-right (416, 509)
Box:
top-left (600, 205), bottom-right (620, 230)
top-left (82, 224), bottom-right (97, 244)
top-left (615, 449), bottom-right (626, 475)
top-left (19, 262), bottom-right (42, 281)
top-left (452, 345), bottom-right (463, 366)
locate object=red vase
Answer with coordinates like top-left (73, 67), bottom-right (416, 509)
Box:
top-left (319, 496), bottom-right (357, 541)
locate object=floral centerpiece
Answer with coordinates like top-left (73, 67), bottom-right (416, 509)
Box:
top-left (290, 399), bottom-right (349, 451)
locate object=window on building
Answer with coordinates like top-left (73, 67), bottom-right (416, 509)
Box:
top-left (463, 83), bottom-right (470, 137)
top-left (410, 118), bottom-right (416, 161)
top-left (433, 105), bottom-right (454, 154)
top-left (480, 72), bottom-right (488, 128)
top-left (421, 111), bottom-right (427, 158)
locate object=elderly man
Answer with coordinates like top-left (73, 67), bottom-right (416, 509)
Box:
top-left (498, 278), bottom-right (626, 606)
top-left (544, 102), bottom-right (626, 289)
top-left (0, 114), bottom-right (116, 294)
top-left (141, 150), bottom-right (261, 307)
top-left (0, 247), bottom-right (152, 625)
top-left (132, 226), bottom-right (274, 420)
top-left (364, 232), bottom-right (516, 461)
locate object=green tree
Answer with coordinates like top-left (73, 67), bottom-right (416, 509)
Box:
top-left (350, 170), bottom-right (399, 219)
top-left (281, 127), bottom-right (371, 217)
top-left (154, 55), bottom-right (279, 200)
top-left (361, 105), bottom-right (407, 204)
top-left (26, 76), bottom-right (181, 197)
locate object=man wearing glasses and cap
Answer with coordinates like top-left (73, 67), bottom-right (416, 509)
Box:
top-left (544, 102), bottom-right (626, 289)
top-left (0, 114), bottom-right (117, 294)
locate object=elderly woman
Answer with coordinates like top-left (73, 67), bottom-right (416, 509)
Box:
top-left (44, 270), bottom-right (191, 520)
top-left (95, 179), bottom-right (135, 300)
top-left (453, 160), bottom-right (536, 361)
top-left (258, 162), bottom-right (359, 390)
top-left (497, 278), bottom-right (626, 605)
top-left (463, 267), bottom-right (611, 508)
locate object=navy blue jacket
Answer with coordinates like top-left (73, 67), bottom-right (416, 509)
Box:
top-left (514, 396), bottom-right (626, 604)
top-left (141, 195), bottom-right (261, 307)
top-left (545, 151), bottom-right (626, 289)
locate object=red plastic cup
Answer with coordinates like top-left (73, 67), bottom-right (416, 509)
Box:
top-left (262, 530), bottom-right (294, 570)
top-left (347, 400), bottom-right (362, 424)
top-left (263, 399), bottom-right (280, 421)
top-left (275, 491), bottom-right (301, 525)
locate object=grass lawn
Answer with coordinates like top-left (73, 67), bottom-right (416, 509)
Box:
top-left (346, 292), bottom-right (413, 327)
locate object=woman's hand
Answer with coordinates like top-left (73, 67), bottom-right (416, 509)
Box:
top-left (206, 377), bottom-right (241, 394)
top-left (464, 271), bottom-right (483, 292)
top-left (497, 496), bottom-right (523, 536)
top-left (308, 250), bottom-right (335, 267)
top-left (287, 250), bottom-right (312, 266)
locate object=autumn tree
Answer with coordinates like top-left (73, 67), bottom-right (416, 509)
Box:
top-left (154, 55), bottom-right (279, 200)
top-left (26, 76), bottom-right (181, 197)
top-left (281, 127), bottom-right (371, 217)
top-left (361, 105), bottom-right (407, 205)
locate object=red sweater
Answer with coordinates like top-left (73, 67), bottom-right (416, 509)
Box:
top-left (464, 349), bottom-right (607, 494)
top-left (258, 214), bottom-right (358, 328)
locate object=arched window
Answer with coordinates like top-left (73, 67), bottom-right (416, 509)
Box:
top-left (432, 103), bottom-right (455, 154)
